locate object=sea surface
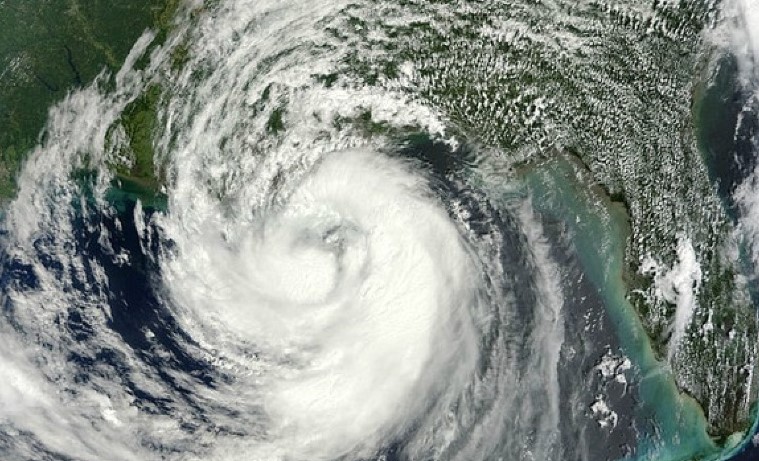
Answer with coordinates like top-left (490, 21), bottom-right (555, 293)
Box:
top-left (1, 1), bottom-right (759, 461)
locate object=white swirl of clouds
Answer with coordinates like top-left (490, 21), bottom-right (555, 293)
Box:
top-left (160, 149), bottom-right (485, 460)
top-left (0, 0), bottom-right (566, 460)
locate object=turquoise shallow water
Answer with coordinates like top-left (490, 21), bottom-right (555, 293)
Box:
top-left (1, 1), bottom-right (756, 459)
top-left (521, 155), bottom-right (723, 461)
top-left (106, 175), bottom-right (167, 213)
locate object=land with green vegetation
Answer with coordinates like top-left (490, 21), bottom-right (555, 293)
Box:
top-left (330, 0), bottom-right (758, 438)
top-left (0, 0), bottom-right (180, 198)
top-left (1, 0), bottom-right (757, 444)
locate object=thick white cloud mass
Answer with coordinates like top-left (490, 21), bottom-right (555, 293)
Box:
top-left (0, 1), bottom-right (566, 460)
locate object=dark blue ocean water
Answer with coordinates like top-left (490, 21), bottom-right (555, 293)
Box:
top-left (2, 122), bottom-right (757, 459)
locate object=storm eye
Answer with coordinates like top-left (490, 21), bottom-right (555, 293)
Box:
top-left (2, 1), bottom-right (758, 461)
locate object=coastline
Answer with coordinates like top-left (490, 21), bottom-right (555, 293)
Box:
top-left (520, 153), bottom-right (719, 461)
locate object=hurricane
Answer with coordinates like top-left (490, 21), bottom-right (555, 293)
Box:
top-left (0, 1), bottom-right (570, 460)
top-left (10, 0), bottom-right (759, 458)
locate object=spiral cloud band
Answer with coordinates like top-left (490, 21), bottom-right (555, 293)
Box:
top-left (162, 149), bottom-right (483, 460)
top-left (0, 1), bottom-right (566, 460)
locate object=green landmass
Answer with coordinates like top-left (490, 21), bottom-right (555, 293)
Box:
top-left (0, 0), bottom-right (180, 198)
top-left (2, 0), bottom-right (758, 446)
top-left (332, 0), bottom-right (758, 439)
